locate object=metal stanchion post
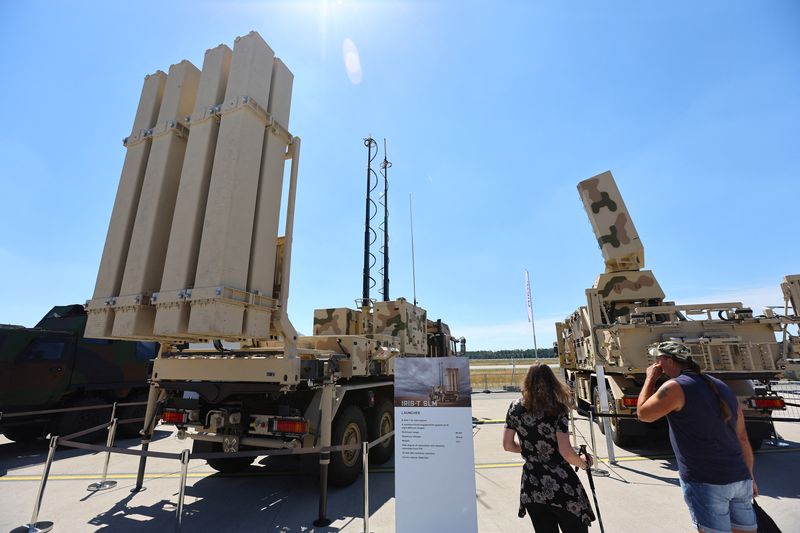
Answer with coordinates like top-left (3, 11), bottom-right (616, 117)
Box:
top-left (595, 366), bottom-right (617, 465)
top-left (569, 407), bottom-right (578, 450)
top-left (21, 436), bottom-right (58, 533)
top-left (88, 417), bottom-right (119, 491)
top-left (569, 375), bottom-right (579, 451)
top-left (176, 449), bottom-right (190, 531)
top-left (363, 441), bottom-right (370, 533)
top-left (587, 409), bottom-right (609, 478)
top-left (315, 451), bottom-right (331, 526)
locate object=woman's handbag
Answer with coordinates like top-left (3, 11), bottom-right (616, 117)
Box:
top-left (753, 499), bottom-right (782, 533)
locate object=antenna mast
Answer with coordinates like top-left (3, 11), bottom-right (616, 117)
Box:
top-left (409, 193), bottom-right (417, 306)
top-left (380, 139), bottom-right (391, 301)
top-left (361, 138), bottom-right (378, 309)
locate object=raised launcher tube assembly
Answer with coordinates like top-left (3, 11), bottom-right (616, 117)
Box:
top-left (85, 32), bottom-right (465, 496)
top-left (557, 170), bottom-right (799, 448)
top-left (86, 31), bottom-right (298, 347)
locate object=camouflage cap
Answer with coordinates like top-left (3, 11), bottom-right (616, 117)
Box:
top-left (648, 341), bottom-right (692, 362)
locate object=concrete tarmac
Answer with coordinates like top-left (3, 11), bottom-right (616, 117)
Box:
top-left (1, 392), bottom-right (798, 532)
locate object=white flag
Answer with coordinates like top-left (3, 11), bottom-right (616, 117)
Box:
top-left (525, 270), bottom-right (533, 323)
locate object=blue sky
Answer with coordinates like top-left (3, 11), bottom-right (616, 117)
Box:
top-left (1, 1), bottom-right (797, 350)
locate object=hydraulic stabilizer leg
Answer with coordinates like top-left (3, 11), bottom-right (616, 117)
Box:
top-left (132, 384), bottom-right (164, 493)
top-left (313, 379), bottom-right (335, 527)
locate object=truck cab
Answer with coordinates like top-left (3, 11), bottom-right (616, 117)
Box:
top-left (0, 305), bottom-right (157, 442)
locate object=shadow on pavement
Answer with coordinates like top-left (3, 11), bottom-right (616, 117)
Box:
top-left (751, 444), bottom-right (800, 500)
top-left (607, 440), bottom-right (800, 500)
top-left (609, 459), bottom-right (680, 487)
top-left (85, 455), bottom-right (394, 532)
top-left (0, 430), bottom-right (172, 476)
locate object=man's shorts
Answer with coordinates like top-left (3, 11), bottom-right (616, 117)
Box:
top-left (679, 478), bottom-right (757, 533)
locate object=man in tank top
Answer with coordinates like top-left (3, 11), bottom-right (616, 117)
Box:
top-left (637, 341), bottom-right (757, 533)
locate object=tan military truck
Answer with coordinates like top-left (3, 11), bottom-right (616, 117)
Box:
top-left (152, 298), bottom-right (461, 486)
top-left (556, 171), bottom-right (797, 448)
top-left (83, 32), bottom-right (464, 487)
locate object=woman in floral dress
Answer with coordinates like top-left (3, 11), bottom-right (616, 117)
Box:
top-left (503, 364), bottom-right (596, 533)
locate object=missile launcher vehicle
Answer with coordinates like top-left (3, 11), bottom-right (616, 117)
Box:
top-left (556, 171), bottom-right (799, 448)
top-left (84, 32), bottom-right (464, 487)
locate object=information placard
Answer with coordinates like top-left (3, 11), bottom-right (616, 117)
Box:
top-left (394, 357), bottom-right (478, 533)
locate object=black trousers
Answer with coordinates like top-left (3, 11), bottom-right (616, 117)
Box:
top-left (525, 503), bottom-right (588, 533)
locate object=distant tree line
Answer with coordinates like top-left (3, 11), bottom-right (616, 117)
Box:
top-left (466, 348), bottom-right (555, 359)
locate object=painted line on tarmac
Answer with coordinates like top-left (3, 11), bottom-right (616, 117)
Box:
top-left (1, 448), bottom-right (796, 481)
top-left (477, 456), bottom-right (658, 469)
top-left (0, 467), bottom-right (397, 482)
top-left (476, 446), bottom-right (800, 470)
top-left (0, 471), bottom-right (296, 482)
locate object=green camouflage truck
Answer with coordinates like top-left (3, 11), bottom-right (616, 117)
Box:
top-left (0, 305), bottom-right (157, 442)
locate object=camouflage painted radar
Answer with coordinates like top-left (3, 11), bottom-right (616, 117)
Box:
top-left (578, 171), bottom-right (644, 273)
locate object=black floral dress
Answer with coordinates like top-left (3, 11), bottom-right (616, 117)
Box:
top-left (505, 400), bottom-right (595, 526)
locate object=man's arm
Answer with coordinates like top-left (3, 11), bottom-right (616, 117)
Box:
top-left (638, 368), bottom-right (684, 422)
top-left (735, 403), bottom-right (758, 496)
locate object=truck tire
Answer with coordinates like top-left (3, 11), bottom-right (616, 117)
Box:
top-left (592, 386), bottom-right (606, 436)
top-left (366, 400), bottom-right (394, 465)
top-left (199, 441), bottom-right (254, 474)
top-left (329, 405), bottom-right (366, 487)
top-left (593, 385), bottom-right (632, 447)
top-left (54, 397), bottom-right (110, 442)
top-left (575, 398), bottom-right (591, 417)
top-left (2, 424), bottom-right (46, 443)
top-left (745, 419), bottom-right (771, 451)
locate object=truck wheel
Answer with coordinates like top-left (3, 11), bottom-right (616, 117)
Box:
top-left (607, 393), bottom-right (632, 447)
top-left (575, 398), bottom-right (591, 417)
top-left (592, 386), bottom-right (606, 435)
top-left (366, 400), bottom-right (394, 465)
top-left (201, 441), bottom-right (254, 474)
top-left (54, 397), bottom-right (110, 442)
top-left (329, 405), bottom-right (366, 487)
top-left (2, 424), bottom-right (46, 443)
top-left (593, 386), bottom-right (632, 446)
top-left (745, 419), bottom-right (770, 451)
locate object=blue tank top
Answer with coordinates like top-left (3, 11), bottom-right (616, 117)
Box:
top-left (667, 371), bottom-right (751, 484)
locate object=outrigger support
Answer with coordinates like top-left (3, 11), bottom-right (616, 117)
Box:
top-left (132, 383), bottom-right (164, 492)
top-left (313, 375), bottom-right (336, 526)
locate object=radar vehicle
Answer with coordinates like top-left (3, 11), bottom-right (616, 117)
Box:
top-left (556, 171), bottom-right (798, 448)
